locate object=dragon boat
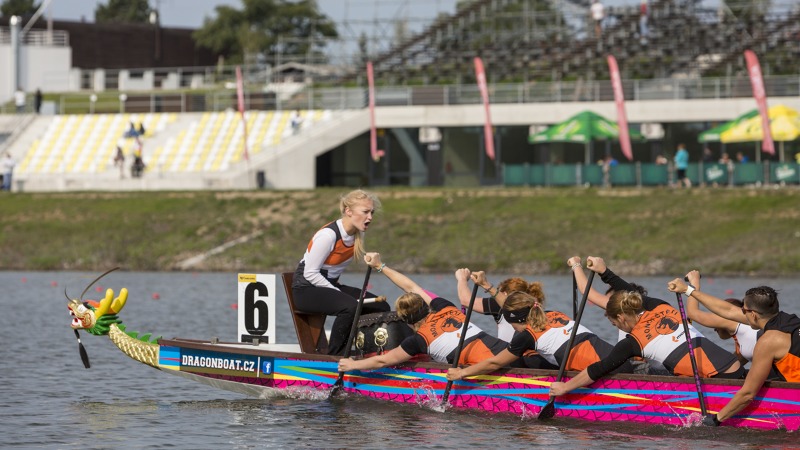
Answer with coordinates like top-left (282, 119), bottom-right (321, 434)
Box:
top-left (67, 277), bottom-right (800, 432)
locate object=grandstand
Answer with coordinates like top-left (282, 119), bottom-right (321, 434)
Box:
top-left (1, 0), bottom-right (800, 191)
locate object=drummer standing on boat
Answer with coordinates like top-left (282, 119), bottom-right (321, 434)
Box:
top-left (667, 279), bottom-right (800, 426)
top-left (292, 189), bottom-right (389, 356)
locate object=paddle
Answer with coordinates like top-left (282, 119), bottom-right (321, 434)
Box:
top-left (330, 266), bottom-right (373, 396)
top-left (538, 268), bottom-right (596, 420)
top-left (441, 282), bottom-right (480, 404)
top-left (572, 271), bottom-right (578, 317)
top-left (74, 329), bottom-right (91, 368)
top-left (674, 292), bottom-right (708, 415)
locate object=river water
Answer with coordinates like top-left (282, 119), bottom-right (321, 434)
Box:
top-left (3, 270), bottom-right (799, 449)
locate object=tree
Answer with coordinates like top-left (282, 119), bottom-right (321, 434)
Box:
top-left (95, 0), bottom-right (151, 24)
top-left (1, 0), bottom-right (41, 17)
top-left (193, 0), bottom-right (338, 65)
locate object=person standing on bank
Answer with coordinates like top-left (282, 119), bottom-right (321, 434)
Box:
top-left (292, 189), bottom-right (390, 356)
top-left (667, 279), bottom-right (800, 426)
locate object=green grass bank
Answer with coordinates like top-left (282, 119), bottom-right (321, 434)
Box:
top-left (2, 187), bottom-right (799, 277)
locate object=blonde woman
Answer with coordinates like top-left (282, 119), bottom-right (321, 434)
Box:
top-left (292, 190), bottom-right (389, 355)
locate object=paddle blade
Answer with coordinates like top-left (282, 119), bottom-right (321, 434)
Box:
top-left (538, 398), bottom-right (556, 420)
top-left (74, 329), bottom-right (90, 369)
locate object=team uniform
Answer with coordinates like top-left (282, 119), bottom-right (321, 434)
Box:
top-left (730, 322), bottom-right (759, 363)
top-left (480, 297), bottom-right (516, 342)
top-left (508, 310), bottom-right (627, 372)
top-left (292, 220), bottom-right (389, 355)
top-left (587, 295), bottom-right (740, 381)
top-left (763, 311), bottom-right (800, 382)
top-left (400, 297), bottom-right (506, 365)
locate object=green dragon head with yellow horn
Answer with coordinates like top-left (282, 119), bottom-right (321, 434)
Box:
top-left (66, 268), bottom-right (161, 370)
top-left (68, 287), bottom-right (128, 336)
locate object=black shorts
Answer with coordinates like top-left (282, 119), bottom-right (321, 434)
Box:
top-left (677, 169), bottom-right (687, 180)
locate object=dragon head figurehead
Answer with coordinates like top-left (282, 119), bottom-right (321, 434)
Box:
top-left (68, 287), bottom-right (128, 336)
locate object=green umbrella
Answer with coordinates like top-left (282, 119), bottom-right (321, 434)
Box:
top-left (698, 109), bottom-right (759, 143)
top-left (529, 111), bottom-right (644, 163)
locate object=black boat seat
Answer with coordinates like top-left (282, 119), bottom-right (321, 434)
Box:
top-left (281, 272), bottom-right (329, 354)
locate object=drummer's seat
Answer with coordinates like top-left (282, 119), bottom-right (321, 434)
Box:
top-left (281, 272), bottom-right (329, 354)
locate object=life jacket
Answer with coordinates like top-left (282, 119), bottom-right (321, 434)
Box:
top-left (293, 220), bottom-right (353, 288)
top-left (763, 311), bottom-right (800, 382)
top-left (525, 311), bottom-right (600, 371)
top-left (628, 302), bottom-right (733, 377)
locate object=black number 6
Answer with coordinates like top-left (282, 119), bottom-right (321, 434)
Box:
top-left (244, 282), bottom-right (269, 335)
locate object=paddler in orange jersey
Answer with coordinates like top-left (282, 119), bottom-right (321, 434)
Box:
top-left (446, 289), bottom-right (631, 382)
top-left (549, 258), bottom-right (743, 405)
top-left (667, 280), bottom-right (800, 426)
top-left (338, 252), bottom-right (508, 373)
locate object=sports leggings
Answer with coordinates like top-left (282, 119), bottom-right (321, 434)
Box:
top-left (293, 283), bottom-right (390, 356)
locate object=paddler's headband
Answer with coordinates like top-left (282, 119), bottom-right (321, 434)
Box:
top-left (401, 303), bottom-right (430, 324)
top-left (501, 306), bottom-right (532, 324)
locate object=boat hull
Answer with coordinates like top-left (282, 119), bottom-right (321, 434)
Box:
top-left (155, 338), bottom-right (800, 431)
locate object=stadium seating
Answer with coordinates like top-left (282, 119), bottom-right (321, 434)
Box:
top-left (16, 110), bottom-right (332, 176)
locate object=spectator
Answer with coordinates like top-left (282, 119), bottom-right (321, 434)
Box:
top-left (654, 154), bottom-right (668, 165)
top-left (34, 89), bottom-right (43, 114)
top-left (290, 110), bottom-right (303, 134)
top-left (2, 152), bottom-right (16, 191)
top-left (124, 122), bottom-right (139, 139)
top-left (131, 149), bottom-right (145, 178)
top-left (14, 87), bottom-right (25, 114)
top-left (590, 0), bottom-right (605, 39)
top-left (137, 122), bottom-right (146, 137)
top-left (736, 151), bottom-right (749, 163)
top-left (702, 146), bottom-right (715, 163)
top-left (639, 0), bottom-right (649, 39)
top-left (113, 146), bottom-right (125, 179)
top-left (674, 143), bottom-right (691, 188)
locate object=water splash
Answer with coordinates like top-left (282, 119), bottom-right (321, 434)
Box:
top-left (414, 385), bottom-right (448, 412)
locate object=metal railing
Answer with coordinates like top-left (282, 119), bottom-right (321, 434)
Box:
top-left (15, 74), bottom-right (798, 115)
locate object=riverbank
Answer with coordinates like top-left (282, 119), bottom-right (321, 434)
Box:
top-left (2, 187), bottom-right (798, 276)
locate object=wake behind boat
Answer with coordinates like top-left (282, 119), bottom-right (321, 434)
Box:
top-left (66, 273), bottom-right (800, 431)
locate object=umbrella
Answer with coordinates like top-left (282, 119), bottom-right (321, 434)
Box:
top-left (698, 110), bottom-right (758, 143)
top-left (698, 105), bottom-right (800, 161)
top-left (529, 111), bottom-right (644, 164)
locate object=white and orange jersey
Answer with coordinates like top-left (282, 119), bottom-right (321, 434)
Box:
top-left (627, 302), bottom-right (742, 378)
top-left (732, 323), bottom-right (759, 362)
top-left (527, 311), bottom-right (594, 369)
top-left (299, 220), bottom-right (354, 289)
top-left (417, 304), bottom-right (482, 363)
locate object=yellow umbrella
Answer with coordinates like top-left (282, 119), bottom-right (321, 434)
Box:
top-left (720, 104), bottom-right (800, 161)
top-left (721, 104), bottom-right (800, 142)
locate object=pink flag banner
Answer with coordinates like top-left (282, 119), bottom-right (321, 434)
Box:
top-left (474, 57), bottom-right (496, 160)
top-left (235, 66), bottom-right (249, 161)
top-left (367, 62), bottom-right (385, 162)
top-left (607, 55), bottom-right (633, 161)
top-left (744, 50), bottom-right (775, 155)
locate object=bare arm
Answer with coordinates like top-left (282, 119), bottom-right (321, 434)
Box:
top-left (568, 256), bottom-right (609, 309)
top-left (338, 346), bottom-right (412, 372)
top-left (455, 268), bottom-right (486, 313)
top-left (549, 369), bottom-right (595, 396)
top-left (366, 252), bottom-right (431, 303)
top-left (668, 278), bottom-right (747, 324)
top-left (715, 332), bottom-right (782, 422)
top-left (683, 270), bottom-right (738, 333)
top-left (446, 349), bottom-right (519, 380)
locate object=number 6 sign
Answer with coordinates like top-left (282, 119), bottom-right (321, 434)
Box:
top-left (237, 274), bottom-right (276, 344)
